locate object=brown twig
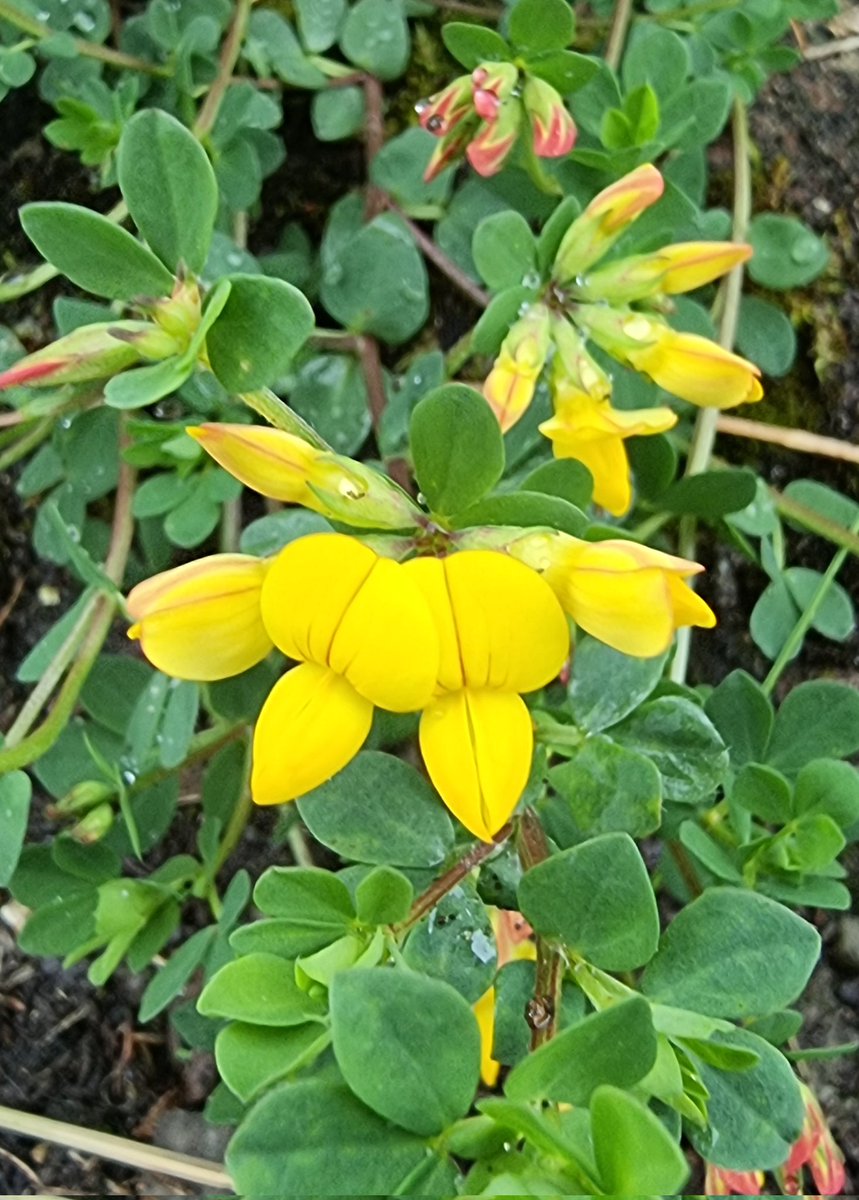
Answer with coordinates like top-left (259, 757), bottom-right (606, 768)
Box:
top-left (667, 841), bottom-right (704, 899)
top-left (393, 824), bottom-right (512, 935)
top-left (194, 0), bottom-right (255, 139)
top-left (716, 414), bottom-right (859, 465)
top-left (382, 196), bottom-right (490, 310)
top-left (517, 807), bottom-right (564, 1050)
top-left (0, 575), bottom-right (24, 631)
top-left (363, 74), bottom-right (387, 220)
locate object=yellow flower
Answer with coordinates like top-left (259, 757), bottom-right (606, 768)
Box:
top-left (475, 910), bottom-right (536, 1087)
top-left (127, 554), bottom-right (273, 681)
top-left (540, 385), bottom-right (677, 516)
top-left (576, 307), bottom-right (763, 409)
top-left (190, 423), bottom-right (422, 530)
top-left (578, 241), bottom-right (752, 305)
top-left (553, 163), bottom-right (665, 281)
top-left (403, 551), bottom-right (569, 841)
top-left (483, 304), bottom-right (551, 432)
top-left (253, 533), bottom-right (439, 805)
top-left (509, 531), bottom-right (716, 657)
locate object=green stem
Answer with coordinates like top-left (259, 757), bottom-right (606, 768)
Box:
top-left (194, 0), bottom-right (254, 139)
top-left (604, 0), bottom-right (634, 70)
top-left (762, 513), bottom-right (859, 696)
top-left (0, 1), bottom-right (168, 74)
top-left (671, 99), bottom-right (751, 685)
top-left (772, 490), bottom-right (859, 559)
top-left (213, 733), bottom-right (253, 873)
top-left (238, 386), bottom-right (332, 450)
top-left (0, 417), bottom-right (52, 470)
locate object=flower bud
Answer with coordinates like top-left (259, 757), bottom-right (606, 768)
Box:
top-left (471, 62), bottom-right (519, 112)
top-left (70, 803), bottom-right (115, 844)
top-left (577, 241), bottom-right (753, 304)
top-left (190, 423), bottom-right (423, 530)
top-left (523, 76), bottom-right (576, 158)
top-left (550, 315), bottom-right (611, 399)
top-left (53, 779), bottom-right (115, 816)
top-left (417, 74), bottom-right (474, 138)
top-left (466, 100), bottom-right (522, 177)
top-left (151, 277), bottom-right (203, 345)
top-left (552, 163), bottom-right (665, 282)
top-left (483, 303), bottom-right (551, 431)
top-left (424, 115), bottom-right (478, 181)
top-left (0, 321), bottom-right (179, 391)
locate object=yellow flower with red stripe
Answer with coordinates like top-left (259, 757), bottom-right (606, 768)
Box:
top-left (483, 304), bottom-right (551, 432)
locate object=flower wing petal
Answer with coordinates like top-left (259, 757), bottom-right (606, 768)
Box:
top-left (251, 662), bottom-right (372, 805)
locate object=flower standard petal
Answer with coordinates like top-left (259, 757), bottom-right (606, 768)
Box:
top-left (420, 688), bottom-right (533, 841)
top-left (626, 328), bottom-right (763, 408)
top-left (251, 662), bottom-right (373, 805)
top-left (189, 423), bottom-right (324, 504)
top-left (127, 554), bottom-right (272, 680)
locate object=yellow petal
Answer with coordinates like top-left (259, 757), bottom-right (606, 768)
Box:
top-left (627, 330), bottom-right (763, 409)
top-left (405, 552), bottom-right (569, 694)
top-left (189, 423), bottom-right (323, 504)
top-left (473, 987), bottom-right (501, 1088)
top-left (556, 432), bottom-right (632, 517)
top-left (668, 574), bottom-right (717, 631)
top-left (251, 662), bottom-right (373, 805)
top-left (126, 554), bottom-right (272, 680)
top-left (261, 533), bottom-right (376, 664)
top-left (657, 241), bottom-right (753, 294)
top-left (329, 554), bottom-right (440, 712)
top-left (483, 358), bottom-right (539, 433)
top-left (420, 688), bottom-right (532, 840)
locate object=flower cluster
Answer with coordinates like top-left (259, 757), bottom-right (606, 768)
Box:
top-left (483, 164), bottom-right (762, 515)
top-left (417, 63), bottom-right (575, 180)
top-left (126, 423), bottom-right (716, 841)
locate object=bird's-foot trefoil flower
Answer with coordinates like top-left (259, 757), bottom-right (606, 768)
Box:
top-left (703, 1163), bottom-right (765, 1196)
top-left (483, 303), bottom-right (551, 432)
top-left (467, 90), bottom-right (522, 177)
top-left (777, 1082), bottom-right (846, 1196)
top-left (190, 423), bottom-right (424, 530)
top-left (508, 530), bottom-right (716, 657)
top-left (522, 76), bottom-right (576, 158)
top-left (0, 321), bottom-right (180, 391)
top-left (577, 241), bottom-right (753, 306)
top-left (539, 386), bottom-right (677, 516)
top-left (403, 550), bottom-right (569, 841)
top-left (253, 534), bottom-right (440, 805)
top-left (576, 306), bottom-right (763, 409)
top-left (127, 554), bottom-right (273, 681)
top-left (552, 163), bottom-right (665, 282)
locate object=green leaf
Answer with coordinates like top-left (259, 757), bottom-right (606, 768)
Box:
top-left (517, 833), bottom-right (659, 970)
top-left (340, 0), bottom-right (410, 80)
top-left (20, 202), bottom-right (174, 300)
top-left (297, 750), bottom-right (454, 867)
top-left (0, 772), bottom-right (32, 887)
top-left (158, 680), bottom-right (199, 769)
top-left (678, 821), bottom-right (744, 883)
top-left (288, 353), bottom-right (371, 455)
top-left (590, 1085), bottom-right (689, 1194)
top-left (441, 23), bottom-right (513, 69)
top-left (785, 567), bottom-right (855, 641)
top-left (246, 10), bottom-right (326, 88)
top-left (568, 637), bottom-right (666, 733)
top-left (793, 758), bottom-right (859, 829)
top-left (139, 925), bottom-right (217, 1022)
top-left (689, 1029), bottom-right (804, 1170)
top-left (226, 1080), bottom-right (432, 1194)
top-left (240, 510), bottom-right (331, 558)
top-left (331, 968), bottom-right (479, 1135)
top-left (355, 865), bottom-right (414, 925)
top-left (748, 213), bottom-right (829, 289)
top-left (197, 952), bottom-right (327, 1025)
top-left (505, 997), bottom-right (657, 1105)
top-left (19, 890), bottom-right (98, 957)
top-left (704, 670), bottom-right (774, 769)
top-left (410, 384), bottom-right (504, 517)
top-left (216, 1021), bottom-right (329, 1102)
top-left (117, 109), bottom-right (217, 274)
top-left (783, 478), bottom-right (859, 530)
top-left (525, 49), bottom-right (598, 94)
top-left (320, 213), bottom-right (428, 345)
top-left (472, 212), bottom-right (538, 291)
top-left (641, 888), bottom-right (820, 1018)
top-left (508, 0), bottom-right (573, 53)
top-left (252, 866), bottom-right (356, 945)
top-left (766, 680), bottom-right (859, 773)
top-left (658, 468), bottom-right (758, 517)
top-left (545, 737), bottom-right (662, 843)
top-left (104, 356), bottom-right (192, 411)
top-left (733, 761), bottom-right (792, 824)
top-left (452, 491), bottom-right (587, 538)
top-left (370, 128), bottom-right (455, 207)
top-left (736, 295), bottom-right (797, 377)
top-left (609, 696), bottom-right (729, 805)
top-left (521, 457), bottom-right (593, 509)
top-left (294, 0), bottom-right (345, 51)
top-left (206, 274), bottom-right (314, 392)
top-left (403, 884), bottom-right (497, 1003)
top-left (622, 24), bottom-right (689, 100)
top-left (311, 85), bottom-right (366, 141)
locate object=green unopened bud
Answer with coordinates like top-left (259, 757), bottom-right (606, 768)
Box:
top-left (0, 321), bottom-right (176, 391)
top-left (70, 803), bottom-right (115, 844)
top-left (151, 278), bottom-right (202, 346)
top-left (550, 314), bottom-right (611, 398)
top-left (53, 779), bottom-right (115, 816)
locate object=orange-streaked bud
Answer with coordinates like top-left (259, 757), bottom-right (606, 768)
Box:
top-left (574, 306), bottom-right (764, 409)
top-left (779, 1082), bottom-right (846, 1197)
top-left (523, 76), bottom-right (576, 158)
top-left (70, 803), bottom-right (115, 844)
top-left (508, 529), bottom-right (716, 657)
top-left (578, 242), bottom-right (753, 304)
top-left (467, 98), bottom-right (521, 177)
top-left (0, 321), bottom-right (178, 391)
top-left (417, 74), bottom-right (474, 138)
top-left (127, 554), bottom-right (273, 681)
top-left (704, 1163), bottom-right (765, 1195)
top-left (471, 62), bottom-right (519, 113)
top-left (424, 115), bottom-right (478, 181)
top-left (483, 303), bottom-right (551, 432)
top-left (190, 423), bottom-right (423, 530)
top-left (553, 163), bottom-right (665, 281)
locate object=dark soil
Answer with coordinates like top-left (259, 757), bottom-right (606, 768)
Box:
top-left (2, 32), bottom-right (859, 1199)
